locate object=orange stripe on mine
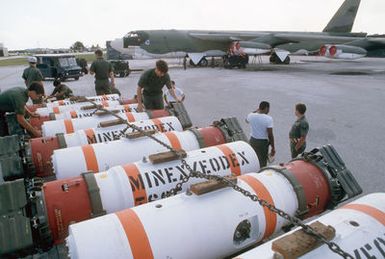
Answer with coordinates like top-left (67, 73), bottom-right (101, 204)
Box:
top-left (116, 209), bottom-right (154, 259)
top-left (81, 145), bottom-right (99, 173)
top-left (240, 175), bottom-right (276, 239)
top-left (70, 111), bottom-right (78, 118)
top-left (217, 144), bottom-right (241, 176)
top-left (151, 118), bottom-right (164, 132)
top-left (84, 129), bottom-right (96, 144)
top-left (125, 112), bottom-right (135, 122)
top-left (52, 107), bottom-right (60, 114)
top-left (164, 132), bottom-right (181, 150)
top-left (123, 164), bottom-right (148, 206)
top-left (64, 119), bottom-right (74, 133)
top-left (342, 204), bottom-right (385, 226)
top-left (123, 104), bottom-right (132, 112)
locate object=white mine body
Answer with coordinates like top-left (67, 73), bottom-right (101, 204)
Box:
top-left (50, 104), bottom-right (139, 120)
top-left (93, 141), bottom-right (258, 211)
top-left (42, 112), bottom-right (152, 136)
top-left (45, 94), bottom-right (120, 108)
top-left (67, 167), bottom-right (301, 259)
top-left (236, 193), bottom-right (385, 259)
top-left (53, 130), bottom-right (203, 179)
top-left (36, 100), bottom-right (122, 116)
top-left (59, 116), bottom-right (182, 147)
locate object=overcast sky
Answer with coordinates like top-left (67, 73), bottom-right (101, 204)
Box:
top-left (1, 0), bottom-right (384, 50)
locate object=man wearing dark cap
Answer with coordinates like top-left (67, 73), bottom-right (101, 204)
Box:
top-left (90, 49), bottom-right (115, 95)
top-left (136, 60), bottom-right (180, 112)
top-left (0, 83), bottom-right (45, 137)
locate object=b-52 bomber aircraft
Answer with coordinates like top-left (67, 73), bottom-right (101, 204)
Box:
top-left (110, 0), bottom-right (385, 65)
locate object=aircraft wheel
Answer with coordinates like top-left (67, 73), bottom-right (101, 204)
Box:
top-left (189, 59), bottom-right (197, 67)
top-left (283, 56), bottom-right (290, 64)
top-left (269, 53), bottom-right (278, 64)
top-left (198, 58), bottom-right (208, 67)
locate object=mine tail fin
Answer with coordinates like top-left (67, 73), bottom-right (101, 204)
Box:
top-left (323, 0), bottom-right (361, 33)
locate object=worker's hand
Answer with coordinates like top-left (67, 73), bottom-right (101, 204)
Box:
top-left (33, 129), bottom-right (42, 138)
top-left (30, 112), bottom-right (40, 118)
top-left (270, 148), bottom-right (276, 157)
top-left (137, 103), bottom-right (144, 112)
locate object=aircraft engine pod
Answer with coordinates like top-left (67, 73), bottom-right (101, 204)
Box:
top-left (41, 102), bottom-right (191, 137)
top-left (66, 145), bottom-right (361, 259)
top-left (319, 44), bottom-right (367, 59)
top-left (53, 118), bottom-right (247, 179)
top-left (49, 104), bottom-right (139, 120)
top-left (235, 193), bottom-right (385, 259)
top-left (41, 141), bottom-right (259, 243)
top-left (31, 116), bottom-right (183, 177)
top-left (35, 99), bottom-right (122, 117)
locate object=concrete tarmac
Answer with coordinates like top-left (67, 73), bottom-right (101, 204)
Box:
top-left (1, 56), bottom-right (384, 194)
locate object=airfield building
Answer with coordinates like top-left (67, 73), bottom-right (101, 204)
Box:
top-left (0, 43), bottom-right (8, 57)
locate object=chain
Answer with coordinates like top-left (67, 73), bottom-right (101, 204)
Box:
top-left (86, 99), bottom-right (177, 150)
top-left (166, 167), bottom-right (353, 258)
top-left (85, 98), bottom-right (352, 258)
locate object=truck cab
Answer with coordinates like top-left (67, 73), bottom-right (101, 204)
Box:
top-left (35, 54), bottom-right (82, 81)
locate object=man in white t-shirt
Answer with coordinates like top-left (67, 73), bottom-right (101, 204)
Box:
top-left (164, 80), bottom-right (185, 106)
top-left (246, 101), bottom-right (275, 167)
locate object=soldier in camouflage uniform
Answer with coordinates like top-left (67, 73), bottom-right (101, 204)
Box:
top-left (90, 49), bottom-right (115, 95)
top-left (0, 83), bottom-right (45, 137)
top-left (22, 56), bottom-right (44, 104)
top-left (50, 79), bottom-right (73, 100)
top-left (289, 103), bottom-right (309, 158)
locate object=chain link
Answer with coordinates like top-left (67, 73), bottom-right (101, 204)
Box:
top-left (86, 98), bottom-right (353, 258)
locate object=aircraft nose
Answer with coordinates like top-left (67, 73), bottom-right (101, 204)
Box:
top-left (110, 38), bottom-right (123, 50)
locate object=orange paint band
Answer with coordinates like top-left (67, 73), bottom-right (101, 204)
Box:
top-left (64, 119), bottom-right (74, 133)
top-left (116, 209), bottom-right (154, 259)
top-left (151, 118), bottom-right (164, 132)
top-left (70, 111), bottom-right (78, 118)
top-left (81, 145), bottom-right (99, 173)
top-left (125, 112), bottom-right (135, 122)
top-left (216, 144), bottom-right (241, 176)
top-left (239, 175), bottom-right (277, 239)
top-left (123, 164), bottom-right (148, 206)
top-left (52, 107), bottom-right (60, 114)
top-left (84, 129), bottom-right (96, 144)
top-left (123, 104), bottom-right (131, 112)
top-left (342, 203), bottom-right (385, 226)
top-left (164, 132), bottom-right (182, 150)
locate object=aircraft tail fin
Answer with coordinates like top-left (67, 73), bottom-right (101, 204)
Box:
top-left (323, 0), bottom-right (361, 33)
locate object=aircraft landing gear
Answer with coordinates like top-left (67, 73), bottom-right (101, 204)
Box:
top-left (269, 52), bottom-right (290, 64)
top-left (190, 58), bottom-right (209, 67)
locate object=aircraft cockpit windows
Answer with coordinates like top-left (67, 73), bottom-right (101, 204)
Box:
top-left (123, 31), bottom-right (148, 47)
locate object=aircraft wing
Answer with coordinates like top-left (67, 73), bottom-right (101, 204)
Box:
top-left (273, 33), bottom-right (363, 43)
top-left (367, 37), bottom-right (385, 45)
top-left (188, 32), bottom-right (270, 42)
